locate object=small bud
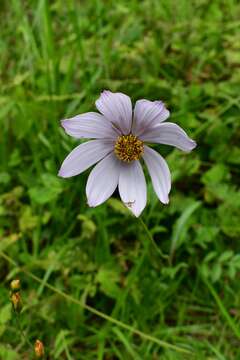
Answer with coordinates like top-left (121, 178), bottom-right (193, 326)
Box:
top-left (11, 292), bottom-right (22, 313)
top-left (34, 340), bottom-right (44, 358)
top-left (10, 279), bottom-right (21, 292)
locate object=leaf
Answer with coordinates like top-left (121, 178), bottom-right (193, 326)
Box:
top-left (0, 304), bottom-right (12, 337)
top-left (219, 250), bottom-right (234, 263)
top-left (107, 198), bottom-right (131, 215)
top-left (228, 147), bottom-right (240, 165)
top-left (218, 202), bottom-right (240, 238)
top-left (0, 344), bottom-right (18, 360)
top-left (0, 234), bottom-right (20, 252)
top-left (77, 214), bottom-right (96, 239)
top-left (29, 173), bottom-right (63, 204)
top-left (204, 251), bottom-right (218, 263)
top-left (0, 172), bottom-right (11, 185)
top-left (54, 330), bottom-right (75, 359)
top-left (211, 263), bottom-right (222, 283)
top-left (19, 206), bottom-right (38, 232)
top-left (9, 149), bottom-right (21, 167)
top-left (194, 226), bottom-right (219, 248)
top-left (228, 265), bottom-right (236, 279)
top-left (161, 263), bottom-right (188, 279)
top-left (170, 201), bottom-right (201, 259)
top-left (201, 164), bottom-right (229, 185)
top-left (113, 327), bottom-right (142, 360)
top-left (96, 267), bottom-right (121, 299)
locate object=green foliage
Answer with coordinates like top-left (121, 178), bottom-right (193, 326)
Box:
top-left (29, 173), bottom-right (63, 205)
top-left (201, 250), bottom-right (240, 283)
top-left (0, 0), bottom-right (240, 359)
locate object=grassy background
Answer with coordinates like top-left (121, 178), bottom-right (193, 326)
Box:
top-left (1, 0), bottom-right (240, 358)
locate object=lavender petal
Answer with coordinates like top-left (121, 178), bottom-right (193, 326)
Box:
top-left (58, 140), bottom-right (114, 178)
top-left (143, 145), bottom-right (171, 204)
top-left (95, 90), bottom-right (132, 134)
top-left (86, 152), bottom-right (120, 207)
top-left (61, 112), bottom-right (118, 139)
top-left (118, 161), bottom-right (147, 217)
top-left (140, 122), bottom-right (197, 152)
top-left (132, 99), bottom-right (170, 135)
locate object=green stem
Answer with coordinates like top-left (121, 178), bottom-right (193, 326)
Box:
top-left (1, 251), bottom-right (191, 355)
top-left (138, 217), bottom-right (169, 260)
top-left (201, 274), bottom-right (240, 339)
top-left (15, 313), bottom-right (33, 352)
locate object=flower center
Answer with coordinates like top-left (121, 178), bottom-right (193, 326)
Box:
top-left (114, 134), bottom-right (144, 162)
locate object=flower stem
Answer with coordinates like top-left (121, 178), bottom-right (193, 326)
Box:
top-left (1, 251), bottom-right (191, 355)
top-left (15, 313), bottom-right (34, 353)
top-left (138, 217), bottom-right (169, 260)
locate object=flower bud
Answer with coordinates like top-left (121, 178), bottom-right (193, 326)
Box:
top-left (10, 279), bottom-right (21, 292)
top-left (34, 340), bottom-right (44, 358)
top-left (11, 292), bottom-right (22, 313)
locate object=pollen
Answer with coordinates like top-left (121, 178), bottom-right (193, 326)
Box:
top-left (114, 134), bottom-right (144, 162)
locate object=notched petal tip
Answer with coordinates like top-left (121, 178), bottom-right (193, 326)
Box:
top-left (154, 100), bottom-right (164, 108)
top-left (125, 205), bottom-right (142, 217)
top-left (102, 89), bottom-right (110, 97)
top-left (159, 193), bottom-right (169, 205)
top-left (162, 197), bottom-right (169, 205)
top-left (58, 167), bottom-right (72, 178)
top-left (186, 139), bottom-right (197, 152)
top-left (191, 140), bottom-right (197, 149)
top-left (87, 200), bottom-right (95, 208)
top-left (57, 169), bottom-right (65, 178)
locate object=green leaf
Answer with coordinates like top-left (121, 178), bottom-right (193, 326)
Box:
top-left (170, 201), bottom-right (201, 259)
top-left (219, 250), bottom-right (234, 263)
top-left (0, 304), bottom-right (12, 337)
top-left (218, 202), bottom-right (240, 238)
top-left (0, 344), bottom-right (18, 360)
top-left (19, 206), bottom-right (38, 232)
top-left (201, 164), bottom-right (229, 185)
top-left (211, 263), bottom-right (222, 283)
top-left (107, 198), bottom-right (131, 215)
top-left (29, 173), bottom-right (63, 204)
top-left (96, 267), bottom-right (121, 299)
top-left (0, 172), bottom-right (10, 185)
top-left (77, 214), bottom-right (96, 239)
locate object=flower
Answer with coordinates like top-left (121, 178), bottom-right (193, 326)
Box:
top-left (11, 292), bottom-right (22, 313)
top-left (10, 279), bottom-right (21, 292)
top-left (34, 340), bottom-right (45, 358)
top-left (59, 91), bottom-right (196, 216)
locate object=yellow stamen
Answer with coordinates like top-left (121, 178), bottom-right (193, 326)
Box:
top-left (114, 134), bottom-right (144, 162)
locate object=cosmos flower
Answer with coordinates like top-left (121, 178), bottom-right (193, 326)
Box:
top-left (58, 91), bottom-right (196, 216)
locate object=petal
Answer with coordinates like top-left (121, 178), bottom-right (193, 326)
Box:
top-left (58, 140), bottom-right (114, 178)
top-left (132, 99), bottom-right (170, 135)
top-left (118, 161), bottom-right (147, 217)
top-left (140, 122), bottom-right (197, 152)
top-left (143, 145), bottom-right (171, 204)
top-left (61, 112), bottom-right (118, 139)
top-left (86, 152), bottom-right (120, 207)
top-left (95, 90), bottom-right (132, 134)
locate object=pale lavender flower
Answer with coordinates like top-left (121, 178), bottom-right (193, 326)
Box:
top-left (59, 91), bottom-right (196, 216)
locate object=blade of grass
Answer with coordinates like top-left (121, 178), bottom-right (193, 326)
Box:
top-left (201, 274), bottom-right (240, 339)
top-left (0, 251), bottom-right (192, 355)
top-left (170, 201), bottom-right (201, 263)
top-left (112, 327), bottom-right (142, 360)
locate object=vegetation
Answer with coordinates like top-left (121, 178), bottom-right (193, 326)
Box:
top-left (0, 0), bottom-right (240, 358)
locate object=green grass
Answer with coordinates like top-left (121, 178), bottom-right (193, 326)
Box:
top-left (0, 0), bottom-right (240, 358)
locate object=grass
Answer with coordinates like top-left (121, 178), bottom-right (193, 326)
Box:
top-left (0, 0), bottom-right (240, 358)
